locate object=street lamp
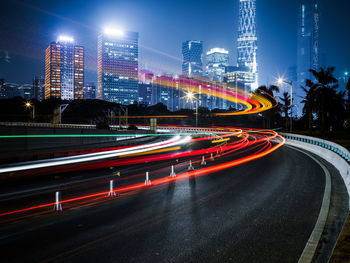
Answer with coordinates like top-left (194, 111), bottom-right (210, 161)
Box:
top-left (25, 101), bottom-right (35, 121)
top-left (185, 91), bottom-right (198, 127)
top-left (277, 77), bottom-right (293, 132)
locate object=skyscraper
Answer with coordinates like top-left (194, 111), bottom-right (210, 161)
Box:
top-left (297, 0), bottom-right (319, 88)
top-left (206, 48), bottom-right (229, 81)
top-left (97, 29), bottom-right (139, 104)
top-left (44, 36), bottom-right (84, 100)
top-left (74, 46), bottom-right (84, 99)
top-left (182, 40), bottom-right (203, 77)
top-left (138, 70), bottom-right (153, 105)
top-left (84, 82), bottom-right (96, 99)
top-left (237, 0), bottom-right (258, 90)
top-left (33, 76), bottom-right (45, 101)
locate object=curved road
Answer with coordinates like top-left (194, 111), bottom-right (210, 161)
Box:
top-left (0, 145), bottom-right (326, 263)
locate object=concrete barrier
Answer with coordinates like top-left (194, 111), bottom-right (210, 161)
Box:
top-left (281, 132), bottom-right (350, 208)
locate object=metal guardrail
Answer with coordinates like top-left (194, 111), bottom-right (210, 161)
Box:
top-left (0, 122), bottom-right (96, 129)
top-left (281, 133), bottom-right (350, 163)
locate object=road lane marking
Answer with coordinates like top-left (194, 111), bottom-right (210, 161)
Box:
top-left (286, 145), bottom-right (331, 263)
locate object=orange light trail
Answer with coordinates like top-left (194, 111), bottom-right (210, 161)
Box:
top-left (0, 130), bottom-right (284, 218)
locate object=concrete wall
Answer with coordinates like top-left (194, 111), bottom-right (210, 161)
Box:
top-left (0, 126), bottom-right (153, 152)
top-left (281, 133), bottom-right (350, 208)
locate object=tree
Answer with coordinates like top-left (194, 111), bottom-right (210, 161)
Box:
top-left (309, 67), bottom-right (338, 132)
top-left (279, 92), bottom-right (291, 131)
top-left (346, 78), bottom-right (350, 112)
top-left (256, 85), bottom-right (280, 128)
top-left (301, 79), bottom-right (318, 133)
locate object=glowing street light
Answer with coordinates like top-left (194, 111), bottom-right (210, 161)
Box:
top-left (277, 77), bottom-right (293, 132)
top-left (25, 101), bottom-right (35, 121)
top-left (185, 91), bottom-right (198, 127)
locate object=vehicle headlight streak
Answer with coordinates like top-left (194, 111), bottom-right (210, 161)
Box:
top-left (0, 136), bottom-right (191, 174)
top-left (0, 130), bottom-right (285, 218)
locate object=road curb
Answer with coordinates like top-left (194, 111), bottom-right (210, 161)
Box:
top-left (287, 145), bottom-right (331, 263)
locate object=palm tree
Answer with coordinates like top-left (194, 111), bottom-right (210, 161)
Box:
top-left (257, 85), bottom-right (280, 128)
top-left (279, 92), bottom-right (291, 131)
top-left (346, 78), bottom-right (350, 112)
top-left (309, 67), bottom-right (338, 132)
top-left (257, 85), bottom-right (280, 99)
top-left (301, 79), bottom-right (318, 133)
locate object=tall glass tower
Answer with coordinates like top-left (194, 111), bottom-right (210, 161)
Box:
top-left (97, 29), bottom-right (139, 104)
top-left (182, 40), bottom-right (203, 77)
top-left (237, 0), bottom-right (258, 90)
top-left (297, 0), bottom-right (319, 88)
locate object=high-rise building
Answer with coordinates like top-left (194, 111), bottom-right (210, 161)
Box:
top-left (45, 36), bottom-right (84, 100)
top-left (297, 0), bottom-right (319, 88)
top-left (138, 70), bottom-right (153, 105)
top-left (153, 74), bottom-right (181, 111)
top-left (84, 82), bottom-right (96, 99)
top-left (206, 48), bottom-right (229, 81)
top-left (74, 46), bottom-right (84, 99)
top-left (33, 76), bottom-right (45, 101)
top-left (97, 29), bottom-right (139, 104)
top-left (182, 40), bottom-right (203, 77)
top-left (237, 0), bottom-right (258, 90)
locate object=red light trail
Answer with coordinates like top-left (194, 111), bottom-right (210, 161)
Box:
top-left (0, 129), bottom-right (285, 219)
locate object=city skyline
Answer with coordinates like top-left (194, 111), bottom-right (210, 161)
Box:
top-left (0, 0), bottom-right (350, 93)
top-left (1, 0), bottom-right (350, 89)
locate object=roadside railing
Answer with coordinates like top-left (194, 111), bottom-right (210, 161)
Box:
top-left (281, 133), bottom-right (350, 163)
top-left (281, 132), bottom-right (350, 208)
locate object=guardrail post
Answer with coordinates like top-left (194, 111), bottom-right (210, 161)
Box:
top-left (210, 153), bottom-right (214, 161)
top-left (145, 171), bottom-right (151, 185)
top-left (53, 191), bottom-right (62, 211)
top-left (188, 160), bottom-right (195, 171)
top-left (170, 165), bottom-right (176, 177)
top-left (201, 156), bottom-right (206, 166)
top-left (107, 180), bottom-right (116, 197)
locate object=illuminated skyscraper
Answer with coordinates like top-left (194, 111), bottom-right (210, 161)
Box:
top-left (182, 40), bottom-right (203, 77)
top-left (84, 82), bottom-right (96, 99)
top-left (97, 29), bottom-right (139, 104)
top-left (206, 48), bottom-right (229, 81)
top-left (74, 46), bottom-right (84, 99)
top-left (237, 0), bottom-right (258, 90)
top-left (45, 36), bottom-right (84, 100)
top-left (297, 0), bottom-right (319, 88)
top-left (33, 76), bottom-right (45, 101)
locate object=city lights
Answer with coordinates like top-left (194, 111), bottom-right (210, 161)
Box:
top-left (57, 35), bottom-right (74, 42)
top-left (277, 77), bottom-right (285, 85)
top-left (103, 27), bottom-right (124, 36)
top-left (24, 101), bottom-right (32, 108)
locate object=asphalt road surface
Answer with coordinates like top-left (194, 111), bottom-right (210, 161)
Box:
top-left (0, 145), bottom-right (326, 263)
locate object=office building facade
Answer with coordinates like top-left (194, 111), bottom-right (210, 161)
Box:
top-left (182, 40), bottom-right (203, 77)
top-left (84, 82), bottom-right (96, 99)
top-left (45, 36), bottom-right (84, 100)
top-left (97, 29), bottom-right (139, 105)
top-left (206, 48), bottom-right (229, 81)
top-left (33, 76), bottom-right (45, 101)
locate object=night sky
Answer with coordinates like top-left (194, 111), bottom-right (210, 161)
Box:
top-left (1, 0), bottom-right (349, 89)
